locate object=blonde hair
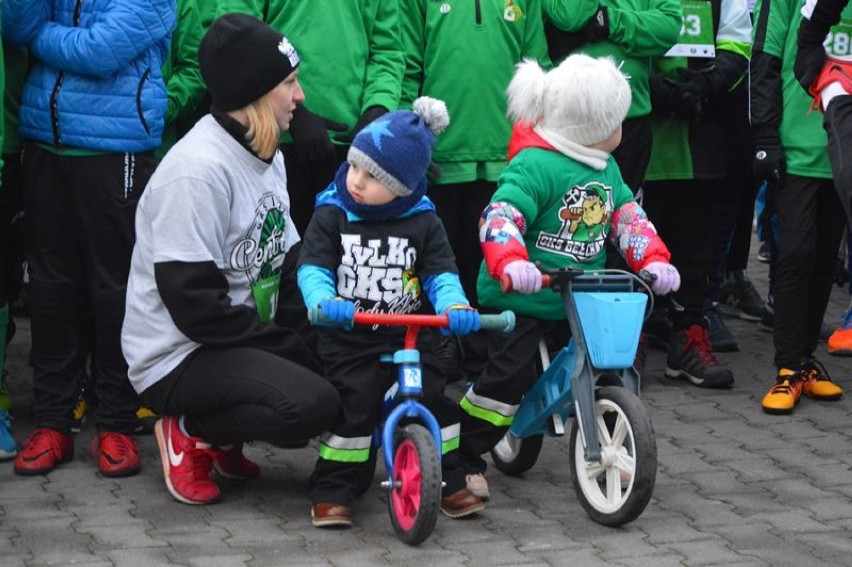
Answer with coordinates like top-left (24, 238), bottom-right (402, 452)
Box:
top-left (242, 95), bottom-right (279, 160)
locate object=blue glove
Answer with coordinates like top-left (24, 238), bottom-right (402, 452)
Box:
top-left (444, 306), bottom-right (481, 336)
top-left (319, 297), bottom-right (355, 326)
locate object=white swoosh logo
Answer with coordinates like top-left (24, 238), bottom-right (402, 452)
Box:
top-left (167, 431), bottom-right (184, 467)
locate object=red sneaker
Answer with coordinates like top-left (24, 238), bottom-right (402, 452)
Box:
top-left (14, 428), bottom-right (74, 475)
top-left (212, 443), bottom-right (260, 480)
top-left (90, 432), bottom-right (141, 477)
top-left (809, 56), bottom-right (852, 111)
top-left (154, 416), bottom-right (220, 505)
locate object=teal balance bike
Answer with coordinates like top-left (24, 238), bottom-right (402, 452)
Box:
top-left (492, 267), bottom-right (657, 526)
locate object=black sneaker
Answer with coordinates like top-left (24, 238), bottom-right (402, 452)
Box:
top-left (757, 241), bottom-right (771, 264)
top-left (720, 270), bottom-right (764, 321)
top-left (704, 301), bottom-right (739, 352)
top-left (665, 324), bottom-right (735, 388)
top-left (435, 335), bottom-right (466, 383)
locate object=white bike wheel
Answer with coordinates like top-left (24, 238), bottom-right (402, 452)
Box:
top-left (569, 386), bottom-right (656, 526)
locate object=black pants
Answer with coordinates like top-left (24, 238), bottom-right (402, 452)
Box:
top-left (429, 180), bottom-right (497, 308)
top-left (708, 82), bottom-right (758, 298)
top-left (825, 95), bottom-right (852, 227)
top-left (141, 346), bottom-right (340, 446)
top-left (24, 144), bottom-right (151, 433)
top-left (282, 143), bottom-right (348, 237)
top-left (0, 153), bottom-right (24, 307)
top-left (611, 116), bottom-right (652, 194)
top-left (459, 315), bottom-right (569, 474)
top-left (773, 175), bottom-right (845, 369)
top-left (642, 179), bottom-right (718, 330)
top-left (310, 330), bottom-right (465, 505)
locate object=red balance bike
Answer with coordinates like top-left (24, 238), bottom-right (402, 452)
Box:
top-left (310, 307), bottom-right (515, 545)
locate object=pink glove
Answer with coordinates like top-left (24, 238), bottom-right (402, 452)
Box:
top-left (503, 260), bottom-right (543, 294)
top-left (641, 261), bottom-right (681, 295)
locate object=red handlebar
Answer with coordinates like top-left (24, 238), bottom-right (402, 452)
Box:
top-left (353, 312), bottom-right (449, 327)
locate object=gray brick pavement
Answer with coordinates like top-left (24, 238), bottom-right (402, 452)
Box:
top-left (2, 237), bottom-right (852, 566)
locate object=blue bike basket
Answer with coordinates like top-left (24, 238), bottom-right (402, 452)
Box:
top-left (574, 291), bottom-right (647, 369)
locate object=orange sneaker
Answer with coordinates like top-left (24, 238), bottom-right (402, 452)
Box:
top-left (827, 308), bottom-right (852, 356)
top-left (799, 358), bottom-right (843, 401)
top-left (761, 369), bottom-right (803, 415)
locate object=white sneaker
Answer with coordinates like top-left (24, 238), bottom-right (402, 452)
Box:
top-left (465, 473), bottom-right (490, 501)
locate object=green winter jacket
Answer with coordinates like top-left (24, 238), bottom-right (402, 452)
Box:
top-left (750, 0), bottom-right (852, 178)
top-left (216, 0), bottom-right (405, 144)
top-left (645, 0), bottom-right (752, 181)
top-left (477, 147), bottom-right (635, 320)
top-left (400, 0), bottom-right (551, 184)
top-left (543, 0), bottom-right (683, 119)
top-left (158, 0), bottom-right (206, 160)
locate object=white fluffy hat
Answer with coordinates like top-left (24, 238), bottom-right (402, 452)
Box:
top-left (507, 54), bottom-right (631, 146)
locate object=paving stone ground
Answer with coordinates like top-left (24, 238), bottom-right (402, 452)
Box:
top-left (3, 236), bottom-right (852, 566)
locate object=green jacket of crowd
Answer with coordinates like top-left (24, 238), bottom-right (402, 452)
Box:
top-left (543, 0), bottom-right (683, 120)
top-left (216, 0), bottom-right (405, 144)
top-left (751, 0), bottom-right (852, 178)
top-left (158, 0), bottom-right (206, 160)
top-left (400, 0), bottom-right (551, 185)
top-left (645, 0), bottom-right (752, 181)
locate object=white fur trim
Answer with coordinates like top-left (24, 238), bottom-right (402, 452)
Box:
top-left (507, 58), bottom-right (546, 124)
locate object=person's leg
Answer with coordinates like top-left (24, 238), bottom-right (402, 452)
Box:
top-left (419, 330), bottom-right (485, 517)
top-left (611, 116), bottom-right (651, 194)
top-left (772, 175), bottom-right (820, 370)
top-left (306, 335), bottom-right (390, 511)
top-left (23, 147), bottom-right (86, 431)
top-left (14, 145), bottom-right (80, 474)
top-left (801, 179), bottom-right (845, 357)
top-left (824, 94), bottom-right (852, 225)
top-left (705, 175), bottom-right (742, 352)
top-left (823, 96), bottom-right (852, 353)
top-left (646, 179), bottom-right (734, 388)
top-left (458, 316), bottom-right (553, 474)
top-left (431, 180), bottom-right (496, 306)
top-left (69, 153), bottom-right (154, 436)
top-left (144, 345), bottom-right (339, 504)
top-left (149, 347), bottom-right (340, 445)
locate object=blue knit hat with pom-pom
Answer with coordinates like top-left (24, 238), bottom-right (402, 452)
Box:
top-left (347, 97), bottom-right (449, 197)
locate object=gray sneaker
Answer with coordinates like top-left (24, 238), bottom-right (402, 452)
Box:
top-left (720, 270), bottom-right (764, 321)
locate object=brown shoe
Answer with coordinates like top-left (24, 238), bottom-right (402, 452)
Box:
top-left (311, 503), bottom-right (352, 528)
top-left (440, 488), bottom-right (484, 519)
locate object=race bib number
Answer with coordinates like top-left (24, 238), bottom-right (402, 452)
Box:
top-left (665, 0), bottom-right (716, 58)
top-left (251, 273), bottom-right (280, 323)
top-left (825, 20), bottom-right (852, 58)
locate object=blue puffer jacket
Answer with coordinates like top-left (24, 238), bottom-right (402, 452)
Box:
top-left (3, 0), bottom-right (176, 153)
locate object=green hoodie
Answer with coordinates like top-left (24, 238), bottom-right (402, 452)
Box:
top-left (543, 0), bottom-right (683, 119)
top-left (400, 0), bottom-right (551, 184)
top-left (158, 0), bottom-right (206, 160)
top-left (216, 0), bottom-right (405, 143)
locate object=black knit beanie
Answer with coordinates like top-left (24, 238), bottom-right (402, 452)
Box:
top-left (199, 13), bottom-right (300, 111)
